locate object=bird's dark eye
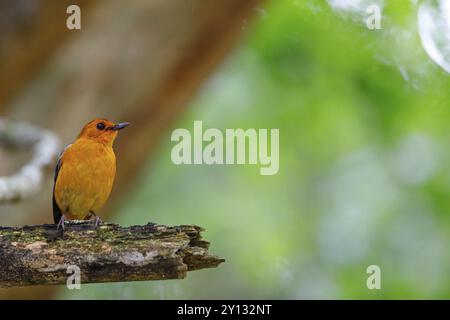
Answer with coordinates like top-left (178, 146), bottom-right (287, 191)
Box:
top-left (96, 122), bottom-right (106, 130)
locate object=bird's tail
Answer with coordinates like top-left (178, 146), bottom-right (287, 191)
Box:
top-left (52, 191), bottom-right (62, 224)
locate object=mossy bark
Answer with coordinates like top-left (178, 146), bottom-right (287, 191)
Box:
top-left (0, 222), bottom-right (224, 287)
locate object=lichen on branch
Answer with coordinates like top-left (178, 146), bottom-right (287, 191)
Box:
top-left (0, 222), bottom-right (224, 287)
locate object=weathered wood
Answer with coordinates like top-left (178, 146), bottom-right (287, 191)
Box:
top-left (0, 222), bottom-right (224, 287)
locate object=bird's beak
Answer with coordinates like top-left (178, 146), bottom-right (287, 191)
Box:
top-left (112, 122), bottom-right (130, 131)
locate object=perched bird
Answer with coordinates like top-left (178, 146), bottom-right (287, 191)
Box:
top-left (53, 118), bottom-right (129, 229)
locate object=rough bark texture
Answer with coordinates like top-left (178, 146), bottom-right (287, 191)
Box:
top-left (0, 222), bottom-right (224, 287)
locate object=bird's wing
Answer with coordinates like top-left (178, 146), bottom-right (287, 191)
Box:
top-left (52, 144), bottom-right (72, 223)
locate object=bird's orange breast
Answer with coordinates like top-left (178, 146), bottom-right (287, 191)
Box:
top-left (54, 138), bottom-right (116, 220)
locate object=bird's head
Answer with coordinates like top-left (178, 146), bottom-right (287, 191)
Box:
top-left (78, 118), bottom-right (130, 146)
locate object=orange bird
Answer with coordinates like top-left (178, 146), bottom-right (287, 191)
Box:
top-left (53, 118), bottom-right (129, 229)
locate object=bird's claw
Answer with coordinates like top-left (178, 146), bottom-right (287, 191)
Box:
top-left (56, 215), bottom-right (66, 231)
top-left (93, 216), bottom-right (103, 228)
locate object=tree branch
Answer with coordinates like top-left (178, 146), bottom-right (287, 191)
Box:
top-left (0, 222), bottom-right (224, 287)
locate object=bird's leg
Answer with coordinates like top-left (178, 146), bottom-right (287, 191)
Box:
top-left (56, 215), bottom-right (66, 230)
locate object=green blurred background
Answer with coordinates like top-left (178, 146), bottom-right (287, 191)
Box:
top-left (60, 0), bottom-right (450, 299)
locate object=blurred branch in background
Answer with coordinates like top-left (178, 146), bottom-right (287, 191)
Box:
top-left (0, 0), bottom-right (262, 299)
top-left (0, 118), bottom-right (60, 203)
top-left (0, 0), bottom-right (92, 111)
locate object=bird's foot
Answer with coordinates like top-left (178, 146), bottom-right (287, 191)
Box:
top-left (93, 215), bottom-right (103, 228)
top-left (95, 216), bottom-right (103, 227)
top-left (56, 215), bottom-right (66, 230)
